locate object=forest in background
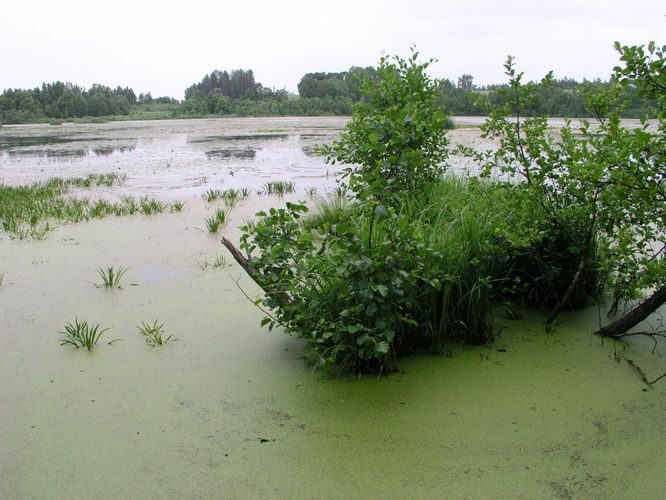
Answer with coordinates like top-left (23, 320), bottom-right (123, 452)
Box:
top-left (0, 63), bottom-right (659, 124)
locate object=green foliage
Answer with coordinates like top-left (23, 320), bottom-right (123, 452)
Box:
top-left (259, 181), bottom-right (296, 197)
top-left (468, 49), bottom-right (665, 324)
top-left (204, 208), bottom-right (229, 233)
top-left (137, 320), bottom-right (175, 346)
top-left (59, 319), bottom-right (109, 350)
top-left (0, 177), bottom-right (179, 239)
top-left (322, 48), bottom-right (450, 204)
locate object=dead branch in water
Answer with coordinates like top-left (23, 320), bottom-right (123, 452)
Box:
top-left (625, 358), bottom-right (666, 388)
top-left (221, 236), bottom-right (291, 306)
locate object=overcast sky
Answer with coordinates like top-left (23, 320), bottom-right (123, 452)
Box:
top-left (2, 0), bottom-right (664, 99)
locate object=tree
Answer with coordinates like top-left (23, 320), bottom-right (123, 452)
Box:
top-left (322, 48), bottom-right (450, 204)
top-left (469, 46), bottom-right (665, 336)
top-left (457, 73), bottom-right (475, 91)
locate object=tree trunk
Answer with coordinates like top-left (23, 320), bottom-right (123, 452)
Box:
top-left (596, 284), bottom-right (666, 337)
top-left (545, 253), bottom-right (587, 330)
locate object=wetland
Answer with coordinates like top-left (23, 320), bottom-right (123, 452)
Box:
top-left (1, 117), bottom-right (665, 499)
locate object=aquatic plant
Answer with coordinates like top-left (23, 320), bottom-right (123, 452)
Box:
top-left (259, 181), bottom-right (296, 196)
top-left (139, 196), bottom-right (167, 215)
top-left (0, 177), bottom-right (175, 239)
top-left (204, 208), bottom-right (229, 233)
top-left (212, 254), bottom-right (229, 269)
top-left (170, 201), bottom-right (187, 212)
top-left (59, 319), bottom-right (109, 350)
top-left (137, 320), bottom-right (175, 346)
top-left (96, 266), bottom-right (128, 288)
top-left (203, 189), bottom-right (223, 202)
top-left (0, 272), bottom-right (4, 287)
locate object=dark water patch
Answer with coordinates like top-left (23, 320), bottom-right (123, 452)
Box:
top-left (0, 136), bottom-right (105, 150)
top-left (46, 149), bottom-right (88, 158)
top-left (301, 147), bottom-right (324, 157)
top-left (5, 148), bottom-right (88, 159)
top-left (92, 146), bottom-right (136, 156)
top-left (188, 134), bottom-right (289, 144)
top-left (205, 148), bottom-right (256, 160)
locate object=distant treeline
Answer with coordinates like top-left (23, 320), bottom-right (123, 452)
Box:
top-left (0, 66), bottom-right (658, 124)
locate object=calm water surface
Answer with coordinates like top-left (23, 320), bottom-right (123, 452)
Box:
top-left (0, 117), bottom-right (349, 197)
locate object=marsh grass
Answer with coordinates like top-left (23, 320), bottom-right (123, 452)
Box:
top-left (59, 319), bottom-right (110, 350)
top-left (96, 265), bottom-right (128, 288)
top-left (0, 272), bottom-right (4, 287)
top-left (137, 320), bottom-right (176, 346)
top-left (203, 189), bottom-right (223, 202)
top-left (0, 178), bottom-right (182, 239)
top-left (212, 254), bottom-right (229, 268)
top-left (170, 201), bottom-right (187, 212)
top-left (259, 181), bottom-right (296, 196)
top-left (204, 208), bottom-right (229, 233)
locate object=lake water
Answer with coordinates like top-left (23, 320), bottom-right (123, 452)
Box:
top-left (0, 117), bottom-right (350, 198)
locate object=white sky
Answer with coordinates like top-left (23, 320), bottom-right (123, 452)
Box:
top-left (2, 0), bottom-right (664, 99)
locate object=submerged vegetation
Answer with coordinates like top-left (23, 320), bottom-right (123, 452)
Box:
top-left (225, 43), bottom-right (665, 375)
top-left (0, 175), bottom-right (184, 239)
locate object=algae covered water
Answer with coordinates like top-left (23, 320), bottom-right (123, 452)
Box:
top-left (1, 118), bottom-right (665, 498)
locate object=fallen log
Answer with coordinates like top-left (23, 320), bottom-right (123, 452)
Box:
top-left (595, 284), bottom-right (666, 337)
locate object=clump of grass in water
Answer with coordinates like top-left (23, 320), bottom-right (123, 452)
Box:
top-left (0, 178), bottom-right (181, 239)
top-left (137, 320), bottom-right (176, 346)
top-left (203, 189), bottom-right (223, 202)
top-left (212, 254), bottom-right (229, 268)
top-left (204, 208), bottom-right (229, 233)
top-left (59, 319), bottom-right (109, 350)
top-left (259, 181), bottom-right (295, 197)
top-left (139, 196), bottom-right (167, 215)
top-left (95, 265), bottom-right (128, 288)
top-left (170, 201), bottom-right (187, 212)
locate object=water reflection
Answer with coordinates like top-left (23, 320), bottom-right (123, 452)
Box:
top-left (92, 145), bottom-right (136, 156)
top-left (0, 135), bottom-right (104, 149)
top-left (205, 148), bottom-right (256, 160)
top-left (1, 145), bottom-right (136, 160)
top-left (188, 133), bottom-right (289, 143)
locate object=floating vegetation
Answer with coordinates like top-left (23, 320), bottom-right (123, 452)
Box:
top-left (137, 320), bottom-right (175, 346)
top-left (204, 208), bottom-right (230, 233)
top-left (59, 319), bottom-right (109, 350)
top-left (95, 266), bottom-right (128, 288)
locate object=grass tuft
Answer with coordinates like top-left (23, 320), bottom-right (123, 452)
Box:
top-left (137, 320), bottom-right (176, 346)
top-left (204, 208), bottom-right (229, 233)
top-left (59, 319), bottom-right (109, 350)
top-left (96, 266), bottom-right (128, 288)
